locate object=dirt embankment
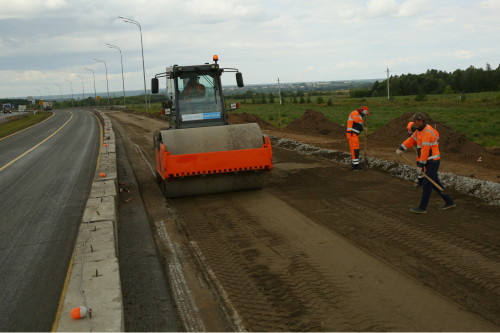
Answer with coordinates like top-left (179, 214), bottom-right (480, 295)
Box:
top-left (230, 109), bottom-right (500, 182)
top-left (114, 108), bottom-right (164, 120)
top-left (367, 112), bottom-right (487, 155)
top-left (286, 109), bottom-right (346, 137)
top-left (228, 112), bottom-right (274, 130)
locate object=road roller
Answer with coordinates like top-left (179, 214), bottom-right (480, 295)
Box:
top-left (151, 55), bottom-right (273, 199)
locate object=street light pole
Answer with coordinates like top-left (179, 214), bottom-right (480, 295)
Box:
top-left (95, 59), bottom-right (110, 107)
top-left (84, 68), bottom-right (97, 106)
top-left (44, 87), bottom-right (51, 102)
top-left (65, 79), bottom-right (74, 107)
top-left (35, 89), bottom-right (41, 106)
top-left (106, 43), bottom-right (126, 107)
top-left (54, 83), bottom-right (63, 108)
top-left (119, 16), bottom-right (148, 113)
top-left (76, 74), bottom-right (85, 107)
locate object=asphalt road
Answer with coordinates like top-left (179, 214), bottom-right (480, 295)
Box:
top-left (0, 109), bottom-right (100, 331)
top-left (0, 111), bottom-right (16, 120)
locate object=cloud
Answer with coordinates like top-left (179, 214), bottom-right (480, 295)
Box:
top-left (366, 0), bottom-right (399, 18)
top-left (366, 0), bottom-right (431, 18)
top-left (480, 0), bottom-right (500, 10)
top-left (1, 0), bottom-right (500, 97)
top-left (396, 0), bottom-right (431, 17)
top-left (455, 50), bottom-right (472, 59)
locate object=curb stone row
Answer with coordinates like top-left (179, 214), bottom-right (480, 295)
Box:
top-left (55, 110), bottom-right (123, 332)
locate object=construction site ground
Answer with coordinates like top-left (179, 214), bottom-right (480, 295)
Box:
top-left (107, 110), bottom-right (500, 331)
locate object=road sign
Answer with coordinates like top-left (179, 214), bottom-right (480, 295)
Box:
top-left (27, 96), bottom-right (33, 102)
top-left (39, 100), bottom-right (43, 105)
top-left (96, 96), bottom-right (101, 100)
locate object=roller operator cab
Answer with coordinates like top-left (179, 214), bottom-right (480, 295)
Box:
top-left (151, 55), bottom-right (273, 199)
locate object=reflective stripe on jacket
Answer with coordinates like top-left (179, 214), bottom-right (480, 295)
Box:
top-left (347, 110), bottom-right (364, 135)
top-left (401, 124), bottom-right (440, 163)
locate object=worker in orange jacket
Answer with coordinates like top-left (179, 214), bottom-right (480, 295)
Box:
top-left (346, 106), bottom-right (369, 171)
top-left (181, 75), bottom-right (206, 101)
top-left (396, 113), bottom-right (455, 213)
top-left (407, 121), bottom-right (424, 188)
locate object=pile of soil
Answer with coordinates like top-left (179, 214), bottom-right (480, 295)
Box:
top-left (487, 148), bottom-right (500, 156)
top-left (228, 113), bottom-right (274, 130)
top-left (368, 112), bottom-right (487, 155)
top-left (286, 109), bottom-right (346, 137)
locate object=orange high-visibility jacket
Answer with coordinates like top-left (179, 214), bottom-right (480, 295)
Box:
top-left (407, 121), bottom-right (414, 135)
top-left (186, 83), bottom-right (205, 102)
top-left (347, 109), bottom-right (364, 135)
top-left (401, 124), bottom-right (440, 164)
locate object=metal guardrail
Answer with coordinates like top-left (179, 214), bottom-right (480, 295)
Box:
top-left (0, 111), bottom-right (37, 124)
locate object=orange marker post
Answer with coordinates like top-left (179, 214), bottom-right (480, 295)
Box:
top-left (70, 306), bottom-right (87, 319)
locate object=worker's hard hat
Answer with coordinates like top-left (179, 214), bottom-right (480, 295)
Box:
top-left (361, 106), bottom-right (370, 115)
top-left (411, 112), bottom-right (425, 121)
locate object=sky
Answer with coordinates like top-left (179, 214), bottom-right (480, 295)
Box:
top-left (1, 0), bottom-right (499, 99)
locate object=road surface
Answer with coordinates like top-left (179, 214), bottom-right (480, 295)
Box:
top-left (108, 110), bottom-right (500, 331)
top-left (0, 109), bottom-right (100, 331)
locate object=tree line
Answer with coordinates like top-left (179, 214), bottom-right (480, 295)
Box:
top-left (349, 63), bottom-right (500, 98)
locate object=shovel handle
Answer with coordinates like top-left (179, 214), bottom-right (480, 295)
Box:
top-left (400, 154), bottom-right (444, 191)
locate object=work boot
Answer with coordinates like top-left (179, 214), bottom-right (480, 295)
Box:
top-left (439, 202), bottom-right (456, 210)
top-left (410, 207), bottom-right (427, 214)
top-left (352, 165), bottom-right (363, 171)
top-left (414, 178), bottom-right (423, 188)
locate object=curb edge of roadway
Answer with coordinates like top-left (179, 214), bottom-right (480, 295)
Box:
top-left (52, 109), bottom-right (123, 332)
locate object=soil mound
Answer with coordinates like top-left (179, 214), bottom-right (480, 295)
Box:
top-left (228, 113), bottom-right (274, 130)
top-left (368, 112), bottom-right (487, 155)
top-left (287, 109), bottom-right (346, 137)
top-left (487, 148), bottom-right (500, 156)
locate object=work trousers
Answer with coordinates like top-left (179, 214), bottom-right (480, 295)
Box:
top-left (419, 160), bottom-right (453, 209)
top-left (346, 133), bottom-right (360, 165)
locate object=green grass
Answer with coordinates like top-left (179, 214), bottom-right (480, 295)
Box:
top-left (0, 112), bottom-right (53, 138)
top-left (122, 91), bottom-right (500, 148)
top-left (225, 92), bottom-right (500, 148)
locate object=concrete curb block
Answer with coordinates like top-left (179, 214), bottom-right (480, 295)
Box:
top-left (269, 135), bottom-right (500, 206)
top-left (56, 110), bottom-right (123, 332)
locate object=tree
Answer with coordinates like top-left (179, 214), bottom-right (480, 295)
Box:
top-left (442, 85), bottom-right (454, 94)
top-left (299, 96), bottom-right (305, 104)
top-left (306, 95), bottom-right (312, 103)
top-left (261, 93), bottom-right (267, 104)
top-left (268, 92), bottom-right (275, 103)
top-left (414, 88), bottom-right (428, 102)
top-left (293, 96), bottom-right (298, 103)
top-left (327, 98), bottom-right (333, 106)
top-left (316, 96), bottom-right (324, 104)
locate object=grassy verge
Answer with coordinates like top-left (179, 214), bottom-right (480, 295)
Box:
top-left (0, 112), bottom-right (53, 138)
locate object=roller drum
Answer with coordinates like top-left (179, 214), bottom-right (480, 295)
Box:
top-left (158, 123), bottom-right (269, 199)
top-left (159, 123), bottom-right (264, 155)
